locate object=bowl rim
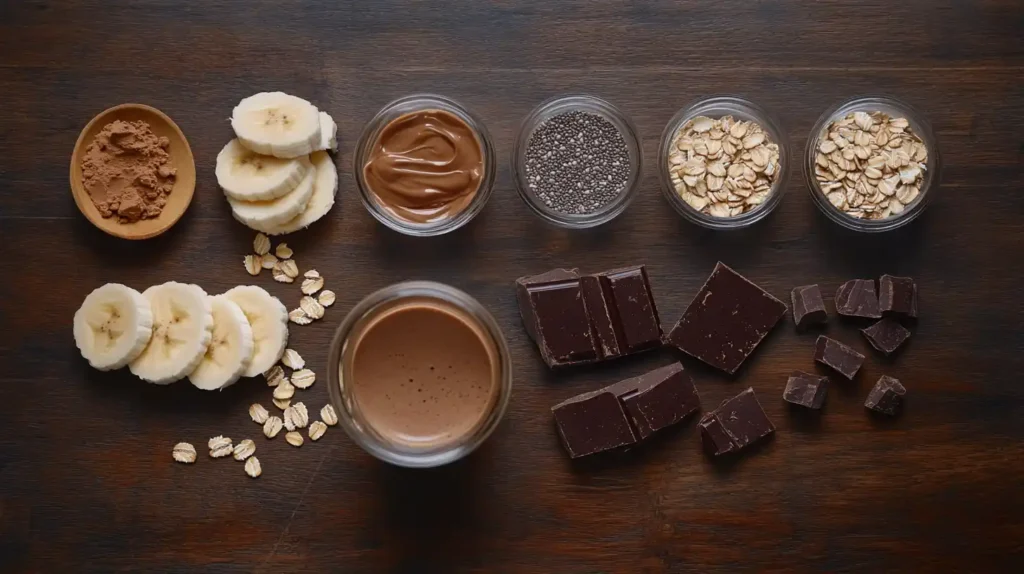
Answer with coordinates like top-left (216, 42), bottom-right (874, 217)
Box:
top-left (69, 103), bottom-right (196, 240)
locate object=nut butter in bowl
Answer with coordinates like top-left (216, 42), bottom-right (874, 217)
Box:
top-left (355, 95), bottom-right (496, 236)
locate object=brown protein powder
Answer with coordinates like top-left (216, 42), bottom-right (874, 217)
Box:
top-left (81, 120), bottom-right (176, 223)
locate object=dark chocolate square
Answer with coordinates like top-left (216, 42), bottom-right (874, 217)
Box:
top-left (667, 263), bottom-right (787, 374)
top-left (791, 284), bottom-right (827, 329)
top-left (595, 265), bottom-right (663, 354)
top-left (552, 390), bottom-right (637, 458)
top-left (606, 362), bottom-right (700, 440)
top-left (864, 375), bottom-right (906, 416)
top-left (836, 279), bottom-right (881, 319)
top-left (813, 335), bottom-right (865, 380)
top-left (861, 318), bottom-right (911, 356)
top-left (699, 387), bottom-right (775, 456)
top-left (516, 269), bottom-right (599, 367)
top-left (783, 371), bottom-right (829, 409)
top-left (879, 275), bottom-right (918, 318)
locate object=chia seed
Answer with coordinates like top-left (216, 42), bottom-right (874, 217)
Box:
top-left (524, 110), bottom-right (631, 215)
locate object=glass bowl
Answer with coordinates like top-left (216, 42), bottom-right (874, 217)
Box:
top-left (354, 94), bottom-right (496, 237)
top-left (511, 95), bottom-right (643, 229)
top-left (805, 95), bottom-right (940, 232)
top-left (658, 96), bottom-right (790, 230)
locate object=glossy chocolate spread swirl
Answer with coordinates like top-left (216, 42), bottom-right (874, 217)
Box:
top-left (363, 109), bottom-right (483, 224)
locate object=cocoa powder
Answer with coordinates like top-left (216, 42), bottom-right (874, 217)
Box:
top-left (81, 120), bottom-right (176, 223)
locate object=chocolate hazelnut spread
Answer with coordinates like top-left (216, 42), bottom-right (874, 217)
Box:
top-left (363, 109), bottom-right (483, 224)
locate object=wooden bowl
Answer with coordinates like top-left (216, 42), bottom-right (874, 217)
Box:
top-left (69, 103), bottom-right (196, 240)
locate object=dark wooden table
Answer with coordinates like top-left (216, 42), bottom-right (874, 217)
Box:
top-left (2, 1), bottom-right (1023, 572)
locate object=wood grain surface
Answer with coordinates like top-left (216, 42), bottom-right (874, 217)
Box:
top-left (2, 1), bottom-right (1023, 572)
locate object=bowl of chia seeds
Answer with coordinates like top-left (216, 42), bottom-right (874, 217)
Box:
top-left (659, 96), bottom-right (790, 230)
top-left (512, 95), bottom-right (643, 228)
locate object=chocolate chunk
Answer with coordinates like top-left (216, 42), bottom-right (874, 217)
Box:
top-left (666, 262), bottom-right (787, 374)
top-left (519, 265), bottom-right (663, 367)
top-left (783, 371), bottom-right (829, 409)
top-left (699, 387), bottom-right (775, 456)
top-left (813, 335), bottom-right (865, 380)
top-left (791, 284), bottom-right (827, 329)
top-left (879, 275), bottom-right (918, 318)
top-left (592, 266), bottom-right (663, 354)
top-left (861, 318), bottom-right (911, 355)
top-left (864, 375), bottom-right (906, 416)
top-left (605, 362), bottom-right (700, 440)
top-left (835, 279), bottom-right (881, 318)
top-left (516, 269), bottom-right (599, 367)
top-left (552, 390), bottom-right (637, 458)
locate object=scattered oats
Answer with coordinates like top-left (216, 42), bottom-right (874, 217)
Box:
top-left (289, 308), bottom-right (312, 325)
top-left (285, 431), bottom-right (304, 447)
top-left (275, 243), bottom-right (293, 259)
top-left (668, 115), bottom-right (780, 218)
top-left (284, 401), bottom-right (309, 430)
top-left (280, 259), bottom-right (299, 278)
top-left (273, 380), bottom-right (295, 401)
top-left (273, 397), bottom-right (291, 410)
top-left (272, 264), bottom-right (293, 283)
top-left (232, 439), bottom-right (256, 461)
top-left (300, 296), bottom-right (325, 320)
top-left (309, 420), bottom-right (327, 441)
top-left (814, 110), bottom-right (927, 220)
top-left (304, 269), bottom-right (321, 279)
top-left (281, 348), bottom-right (305, 370)
top-left (244, 456), bottom-right (262, 478)
top-left (244, 255), bottom-right (262, 276)
top-left (172, 442), bottom-right (197, 464)
top-left (253, 233), bottom-right (271, 256)
top-left (261, 253), bottom-right (278, 270)
top-left (249, 403), bottom-right (269, 424)
top-left (301, 276), bottom-right (325, 295)
top-left (320, 404), bottom-right (338, 426)
top-left (208, 436), bottom-right (233, 458)
top-left (318, 290), bottom-right (336, 307)
top-left (263, 416), bottom-right (284, 438)
top-left (264, 365), bottom-right (285, 387)
top-left (291, 368), bottom-right (316, 389)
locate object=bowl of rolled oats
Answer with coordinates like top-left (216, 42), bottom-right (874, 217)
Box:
top-left (806, 96), bottom-right (939, 232)
top-left (659, 96), bottom-right (789, 229)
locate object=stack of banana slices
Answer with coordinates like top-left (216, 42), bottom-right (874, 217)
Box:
top-left (73, 282), bottom-right (289, 390)
top-left (216, 92), bottom-right (339, 235)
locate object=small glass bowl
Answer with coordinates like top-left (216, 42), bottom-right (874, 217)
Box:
top-left (806, 96), bottom-right (940, 232)
top-left (354, 94), bottom-right (496, 237)
top-left (658, 96), bottom-right (790, 230)
top-left (511, 95), bottom-right (643, 229)
top-left (327, 281), bottom-right (513, 468)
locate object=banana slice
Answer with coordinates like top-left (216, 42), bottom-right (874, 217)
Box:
top-left (73, 283), bottom-right (154, 371)
top-left (188, 295), bottom-right (254, 390)
top-left (252, 151), bottom-right (338, 235)
top-left (231, 92), bottom-right (321, 159)
top-left (129, 283), bottom-right (214, 385)
top-left (228, 165), bottom-right (315, 229)
top-left (216, 139), bottom-right (314, 202)
top-left (317, 111), bottom-right (338, 152)
top-left (222, 286), bottom-right (289, 378)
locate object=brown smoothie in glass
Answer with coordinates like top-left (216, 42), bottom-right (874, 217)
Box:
top-left (348, 297), bottom-right (500, 450)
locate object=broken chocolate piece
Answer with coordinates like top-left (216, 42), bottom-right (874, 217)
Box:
top-left (518, 265), bottom-right (663, 368)
top-left (516, 269), bottom-right (599, 367)
top-left (861, 318), bottom-right (911, 356)
top-left (605, 362), bottom-right (700, 440)
top-left (552, 389), bottom-right (637, 458)
top-left (666, 262), bottom-right (787, 374)
top-left (791, 284), bottom-right (827, 329)
top-left (864, 375), bottom-right (906, 416)
top-left (783, 371), bottom-right (829, 409)
top-left (699, 387), bottom-right (775, 456)
top-left (835, 279), bottom-right (881, 318)
top-left (879, 275), bottom-right (918, 318)
top-left (813, 335), bottom-right (865, 380)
